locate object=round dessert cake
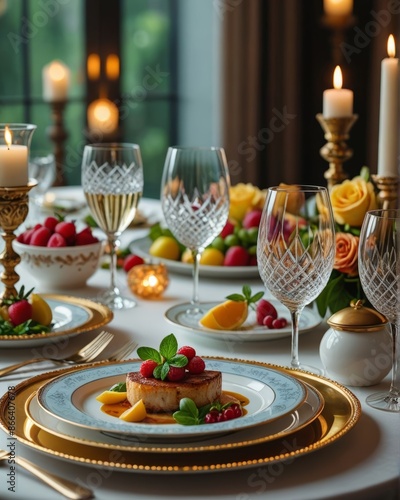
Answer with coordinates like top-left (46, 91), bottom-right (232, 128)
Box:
top-left (126, 370), bottom-right (222, 413)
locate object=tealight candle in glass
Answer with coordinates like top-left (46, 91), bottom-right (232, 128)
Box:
top-left (127, 264), bottom-right (169, 299)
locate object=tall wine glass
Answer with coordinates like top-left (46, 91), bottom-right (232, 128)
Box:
top-left (257, 185), bottom-right (335, 371)
top-left (81, 143), bottom-right (144, 310)
top-left (358, 209), bottom-right (400, 412)
top-left (161, 146), bottom-right (230, 317)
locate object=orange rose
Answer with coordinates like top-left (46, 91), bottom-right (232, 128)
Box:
top-left (334, 232), bottom-right (359, 276)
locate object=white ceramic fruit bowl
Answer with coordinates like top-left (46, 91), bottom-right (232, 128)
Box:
top-left (13, 240), bottom-right (104, 290)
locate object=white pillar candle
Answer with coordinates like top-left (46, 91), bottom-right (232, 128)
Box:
top-left (377, 35), bottom-right (399, 177)
top-left (87, 98), bottom-right (119, 135)
top-left (323, 66), bottom-right (353, 118)
top-left (42, 60), bottom-right (70, 102)
top-left (0, 127), bottom-right (28, 187)
top-left (323, 0), bottom-right (353, 17)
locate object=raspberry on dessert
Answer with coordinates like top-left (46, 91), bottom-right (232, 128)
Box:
top-left (187, 356), bottom-right (205, 374)
top-left (167, 366), bottom-right (186, 381)
top-left (139, 359), bottom-right (159, 378)
top-left (177, 345), bottom-right (196, 360)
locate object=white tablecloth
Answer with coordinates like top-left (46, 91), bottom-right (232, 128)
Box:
top-left (0, 189), bottom-right (399, 500)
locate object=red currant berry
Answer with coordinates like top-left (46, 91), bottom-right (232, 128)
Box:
top-left (140, 360), bottom-right (158, 378)
top-left (230, 404), bottom-right (243, 418)
top-left (262, 315), bottom-right (275, 328)
top-left (223, 407), bottom-right (236, 421)
top-left (167, 366), bottom-right (186, 381)
top-left (177, 345), bottom-right (196, 360)
top-left (187, 356), bottom-right (205, 374)
top-left (204, 412), bottom-right (217, 424)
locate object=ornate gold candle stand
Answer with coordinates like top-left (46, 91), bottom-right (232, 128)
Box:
top-left (316, 114), bottom-right (358, 191)
top-left (47, 101), bottom-right (68, 186)
top-left (0, 180), bottom-right (37, 300)
top-left (371, 174), bottom-right (399, 209)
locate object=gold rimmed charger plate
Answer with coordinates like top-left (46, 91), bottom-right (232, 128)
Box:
top-left (0, 358), bottom-right (361, 473)
top-left (0, 295), bottom-right (113, 347)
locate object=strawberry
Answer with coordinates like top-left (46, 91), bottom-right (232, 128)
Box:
top-left (8, 300), bottom-right (33, 326)
top-left (256, 299), bottom-right (278, 325)
top-left (223, 246), bottom-right (249, 266)
top-left (43, 216), bottom-right (59, 232)
top-left (30, 226), bottom-right (52, 246)
top-left (220, 221), bottom-right (235, 238)
top-left (242, 210), bottom-right (262, 229)
top-left (55, 221), bottom-right (76, 245)
top-left (75, 227), bottom-right (99, 246)
top-left (47, 233), bottom-right (67, 247)
top-left (123, 254), bottom-right (144, 272)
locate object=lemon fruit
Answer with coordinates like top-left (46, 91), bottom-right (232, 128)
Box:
top-left (149, 236), bottom-right (181, 261)
top-left (181, 248), bottom-right (193, 264)
top-left (119, 399), bottom-right (147, 422)
top-left (200, 285), bottom-right (264, 331)
top-left (30, 294), bottom-right (52, 326)
top-left (96, 390), bottom-right (128, 404)
top-left (200, 248), bottom-right (225, 266)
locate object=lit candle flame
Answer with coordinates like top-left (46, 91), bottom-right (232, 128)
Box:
top-left (49, 61), bottom-right (66, 81)
top-left (387, 34), bottom-right (396, 58)
top-left (4, 126), bottom-right (12, 149)
top-left (333, 65), bottom-right (343, 90)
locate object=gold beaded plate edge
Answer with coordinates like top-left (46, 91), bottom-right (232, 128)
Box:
top-left (0, 358), bottom-right (361, 473)
top-left (0, 295), bottom-right (113, 347)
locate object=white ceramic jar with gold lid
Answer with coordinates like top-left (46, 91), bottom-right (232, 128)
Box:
top-left (319, 300), bottom-right (392, 386)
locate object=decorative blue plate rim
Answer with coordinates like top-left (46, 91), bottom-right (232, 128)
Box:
top-left (37, 359), bottom-right (307, 439)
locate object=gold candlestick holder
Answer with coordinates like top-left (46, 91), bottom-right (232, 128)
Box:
top-left (371, 174), bottom-right (399, 209)
top-left (47, 100), bottom-right (68, 187)
top-left (316, 113), bottom-right (358, 191)
top-left (0, 180), bottom-right (37, 300)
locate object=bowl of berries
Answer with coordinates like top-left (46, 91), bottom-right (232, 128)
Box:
top-left (13, 216), bottom-right (103, 290)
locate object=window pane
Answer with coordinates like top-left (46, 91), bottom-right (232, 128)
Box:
top-left (28, 0), bottom-right (85, 100)
top-left (121, 0), bottom-right (175, 198)
top-left (121, 0), bottom-right (172, 93)
top-left (0, 1), bottom-right (24, 97)
top-left (122, 101), bottom-right (170, 198)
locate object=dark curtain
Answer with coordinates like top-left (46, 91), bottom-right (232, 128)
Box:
top-left (222, 0), bottom-right (399, 189)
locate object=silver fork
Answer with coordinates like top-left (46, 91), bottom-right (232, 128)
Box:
top-left (105, 339), bottom-right (137, 362)
top-left (0, 330), bottom-right (114, 378)
top-left (0, 449), bottom-right (93, 499)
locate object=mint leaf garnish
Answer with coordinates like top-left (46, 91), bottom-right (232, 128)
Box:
top-left (226, 285), bottom-right (264, 310)
top-left (110, 382), bottom-right (127, 392)
top-left (159, 333), bottom-right (178, 359)
top-left (137, 333), bottom-right (189, 380)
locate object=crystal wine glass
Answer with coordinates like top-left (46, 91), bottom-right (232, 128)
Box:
top-left (81, 143), bottom-right (144, 310)
top-left (161, 146), bottom-right (230, 317)
top-left (257, 185), bottom-right (335, 371)
top-left (358, 209), bottom-right (400, 412)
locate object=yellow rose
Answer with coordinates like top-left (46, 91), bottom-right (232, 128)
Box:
top-left (229, 183), bottom-right (266, 222)
top-left (330, 176), bottom-right (377, 227)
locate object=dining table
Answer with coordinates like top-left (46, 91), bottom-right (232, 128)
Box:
top-left (0, 186), bottom-right (399, 500)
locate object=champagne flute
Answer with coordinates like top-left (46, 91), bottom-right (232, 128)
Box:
top-left (81, 143), bottom-right (144, 310)
top-left (161, 146), bottom-right (230, 317)
top-left (358, 209), bottom-right (400, 412)
top-left (257, 185), bottom-right (335, 371)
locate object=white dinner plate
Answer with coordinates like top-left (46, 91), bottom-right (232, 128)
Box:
top-left (129, 236), bottom-right (261, 278)
top-left (37, 359), bottom-right (307, 440)
top-left (26, 381), bottom-right (323, 453)
top-left (0, 295), bottom-right (113, 348)
top-left (164, 301), bottom-right (321, 342)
